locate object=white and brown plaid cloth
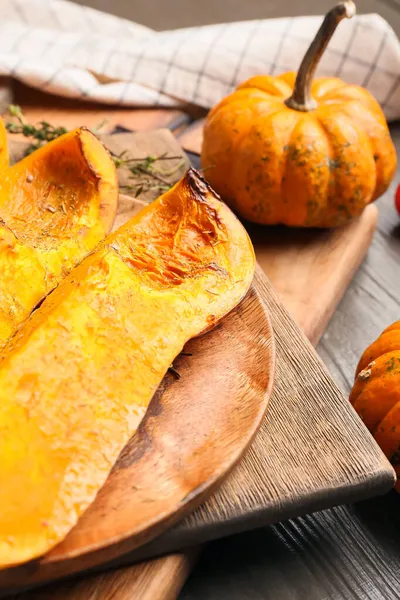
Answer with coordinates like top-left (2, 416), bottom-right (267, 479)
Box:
top-left (1, 0), bottom-right (400, 119)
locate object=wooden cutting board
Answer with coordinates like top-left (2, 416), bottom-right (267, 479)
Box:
top-left (3, 127), bottom-right (393, 599)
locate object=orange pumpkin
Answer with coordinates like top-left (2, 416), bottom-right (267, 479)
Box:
top-left (350, 321), bottom-right (400, 490)
top-left (201, 1), bottom-right (397, 227)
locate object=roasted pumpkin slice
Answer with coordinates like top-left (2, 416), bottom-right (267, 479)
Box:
top-left (0, 169), bottom-right (255, 568)
top-left (0, 127), bottom-right (118, 347)
top-left (0, 118), bottom-right (8, 172)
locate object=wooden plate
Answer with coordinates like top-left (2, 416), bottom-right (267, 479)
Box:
top-left (0, 195), bottom-right (275, 591)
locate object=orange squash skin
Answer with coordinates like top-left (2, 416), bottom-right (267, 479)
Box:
top-left (201, 73), bottom-right (396, 227)
top-left (0, 127), bottom-right (118, 347)
top-left (0, 169), bottom-right (255, 568)
top-left (350, 321), bottom-right (400, 490)
top-left (0, 117), bottom-right (8, 172)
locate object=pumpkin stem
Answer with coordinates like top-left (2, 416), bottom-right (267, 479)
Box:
top-left (285, 1), bottom-right (356, 112)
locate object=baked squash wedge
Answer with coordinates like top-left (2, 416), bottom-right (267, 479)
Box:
top-left (0, 117), bottom-right (8, 172)
top-left (0, 169), bottom-right (255, 568)
top-left (0, 127), bottom-right (118, 347)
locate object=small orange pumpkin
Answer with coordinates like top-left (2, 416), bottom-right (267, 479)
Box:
top-left (350, 321), bottom-right (400, 490)
top-left (201, 1), bottom-right (397, 227)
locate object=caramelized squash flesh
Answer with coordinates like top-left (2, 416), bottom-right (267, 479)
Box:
top-left (0, 169), bottom-right (255, 568)
top-left (0, 117), bottom-right (8, 172)
top-left (0, 128), bottom-right (118, 347)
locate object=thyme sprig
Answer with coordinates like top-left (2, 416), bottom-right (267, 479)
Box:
top-left (6, 104), bottom-right (68, 155)
top-left (113, 150), bottom-right (185, 197)
top-left (5, 105), bottom-right (186, 198)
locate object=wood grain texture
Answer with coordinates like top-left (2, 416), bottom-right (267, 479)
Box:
top-left (8, 82), bottom-right (190, 133)
top-left (11, 551), bottom-right (200, 600)
top-left (252, 206), bottom-right (379, 345)
top-left (123, 266), bottom-right (394, 562)
top-left (180, 496), bottom-right (400, 600)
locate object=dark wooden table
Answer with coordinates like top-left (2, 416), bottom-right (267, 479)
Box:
top-left (179, 124), bottom-right (400, 599)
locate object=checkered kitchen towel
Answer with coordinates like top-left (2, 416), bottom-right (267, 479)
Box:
top-left (1, 0), bottom-right (400, 119)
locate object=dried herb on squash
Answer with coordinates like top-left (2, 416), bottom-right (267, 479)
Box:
top-left (350, 321), bottom-right (400, 490)
top-left (0, 168), bottom-right (255, 568)
top-left (0, 126), bottom-right (118, 347)
top-left (112, 149), bottom-right (185, 197)
top-left (201, 1), bottom-right (397, 227)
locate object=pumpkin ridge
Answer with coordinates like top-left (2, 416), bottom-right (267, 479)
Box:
top-left (312, 77), bottom-right (346, 99)
top-left (319, 84), bottom-right (387, 119)
top-left (283, 113), bottom-right (332, 226)
top-left (277, 71), bottom-right (297, 89)
top-left (351, 351), bottom-right (400, 429)
top-left (373, 397), bottom-right (400, 460)
top-left (327, 99), bottom-right (395, 200)
top-left (384, 321), bottom-right (400, 334)
top-left (314, 110), bottom-right (376, 225)
top-left (232, 108), bottom-right (300, 224)
top-left (237, 75), bottom-right (292, 98)
top-left (355, 381), bottom-right (400, 433)
top-left (229, 107), bottom-right (293, 215)
top-left (357, 330), bottom-right (400, 374)
top-left (202, 94), bottom-right (283, 202)
top-left (208, 88), bottom-right (280, 120)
